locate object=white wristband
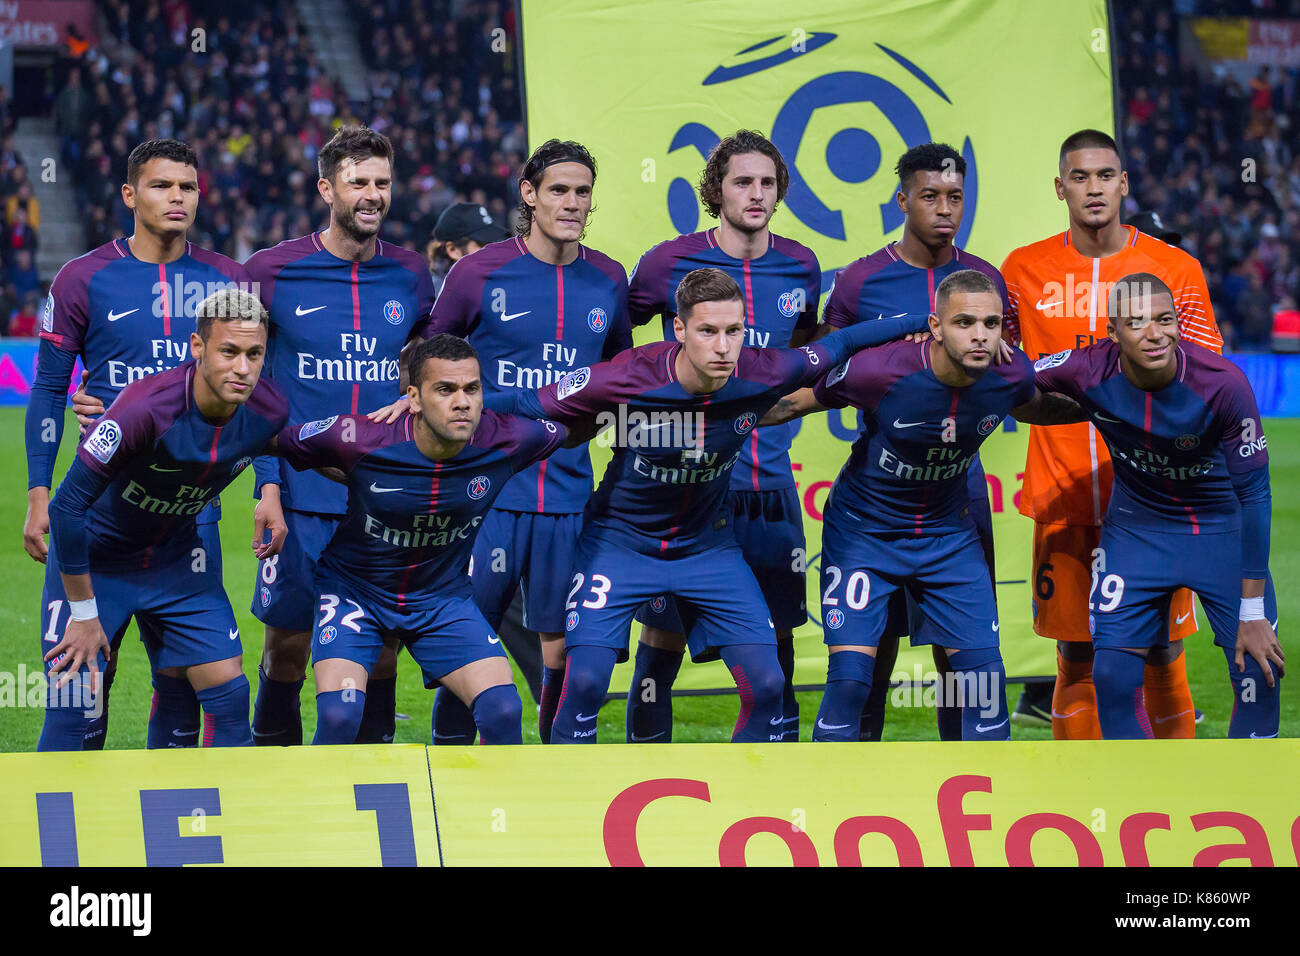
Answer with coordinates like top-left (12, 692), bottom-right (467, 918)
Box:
top-left (1239, 597), bottom-right (1266, 622)
top-left (68, 598), bottom-right (98, 621)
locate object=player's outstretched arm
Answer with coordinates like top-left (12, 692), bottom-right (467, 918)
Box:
top-left (24, 341), bottom-right (82, 562)
top-left (45, 458), bottom-right (113, 686)
top-left (761, 388), bottom-right (825, 426)
top-left (1010, 388), bottom-right (1087, 426)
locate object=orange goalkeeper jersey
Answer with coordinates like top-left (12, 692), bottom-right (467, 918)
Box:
top-left (1001, 225), bottom-right (1223, 526)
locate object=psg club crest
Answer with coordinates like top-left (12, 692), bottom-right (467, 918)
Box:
top-left (383, 299), bottom-right (404, 325)
top-left (1175, 434), bottom-right (1200, 450)
top-left (260, 586), bottom-right (271, 607)
top-left (825, 608), bottom-right (845, 630)
top-left (777, 290), bottom-right (801, 318)
top-left (587, 307), bottom-right (608, 332)
top-left (231, 456), bottom-right (252, 476)
top-left (650, 595), bottom-right (667, 613)
top-left (978, 414), bottom-right (1000, 436)
top-left (319, 625), bottom-right (337, 645)
top-left (734, 411), bottom-right (758, 434)
top-left (566, 610), bottom-right (580, 631)
top-left (467, 475), bottom-right (491, 500)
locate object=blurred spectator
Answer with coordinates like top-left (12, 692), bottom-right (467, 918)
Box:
top-left (8, 292), bottom-right (40, 337)
top-left (6, 182), bottom-right (40, 231)
top-left (9, 248), bottom-right (40, 301)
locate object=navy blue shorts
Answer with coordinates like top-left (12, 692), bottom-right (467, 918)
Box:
top-left (42, 536), bottom-right (242, 676)
top-left (1089, 524), bottom-right (1277, 651)
top-left (635, 487), bottom-right (808, 634)
top-left (819, 522), bottom-right (999, 650)
top-left (252, 510), bottom-right (340, 631)
top-left (471, 509), bottom-right (582, 634)
top-left (566, 535), bottom-right (775, 663)
top-left (311, 575), bottom-right (507, 687)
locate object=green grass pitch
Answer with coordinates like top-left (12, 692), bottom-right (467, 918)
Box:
top-left (0, 408), bottom-right (1294, 749)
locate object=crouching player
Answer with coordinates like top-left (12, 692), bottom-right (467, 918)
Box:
top-left (272, 334), bottom-right (567, 744)
top-left (505, 267), bottom-right (925, 743)
top-left (1030, 273), bottom-right (1283, 738)
top-left (40, 290), bottom-right (287, 749)
top-left (764, 270), bottom-right (1078, 740)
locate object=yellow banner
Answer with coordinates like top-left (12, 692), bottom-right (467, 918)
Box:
top-left (522, 0), bottom-right (1111, 686)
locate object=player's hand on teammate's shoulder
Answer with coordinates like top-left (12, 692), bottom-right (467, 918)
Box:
top-left (22, 488), bottom-right (50, 563)
top-left (903, 330), bottom-right (932, 344)
top-left (44, 616), bottom-right (109, 690)
top-left (1236, 619), bottom-right (1285, 688)
top-left (252, 484), bottom-right (288, 560)
top-left (71, 370), bottom-right (105, 434)
top-left (993, 339), bottom-right (1015, 365)
top-left (367, 394), bottom-right (410, 424)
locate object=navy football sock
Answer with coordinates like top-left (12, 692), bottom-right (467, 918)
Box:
top-left (816, 651), bottom-right (875, 742)
top-left (431, 686), bottom-right (477, 744)
top-left (252, 666), bottom-right (304, 746)
top-left (721, 643), bottom-right (784, 743)
top-left (934, 652), bottom-right (963, 741)
top-left (538, 663), bottom-right (566, 744)
top-left (356, 675), bottom-right (397, 743)
top-left (197, 675), bottom-right (253, 747)
top-left (859, 636), bottom-right (898, 741)
top-left (81, 665), bottom-right (116, 750)
top-left (947, 647), bottom-right (1011, 740)
top-left (1224, 647), bottom-right (1282, 739)
top-left (625, 643), bottom-right (682, 743)
top-left (471, 684), bottom-right (524, 745)
top-left (1093, 648), bottom-right (1152, 739)
top-left (313, 689), bottom-right (364, 744)
top-left (551, 646), bottom-right (617, 744)
top-left (775, 637), bottom-right (799, 741)
top-left (147, 673), bottom-right (200, 748)
top-left (37, 678), bottom-right (92, 752)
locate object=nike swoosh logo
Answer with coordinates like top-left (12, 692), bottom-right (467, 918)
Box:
top-left (499, 310), bottom-right (531, 322)
top-left (893, 419), bottom-right (925, 429)
top-left (149, 463), bottom-right (183, 472)
top-left (432, 731), bottom-right (467, 740)
top-left (875, 312), bottom-right (908, 321)
top-left (976, 719), bottom-right (1009, 733)
top-left (369, 483), bottom-right (402, 493)
top-left (1034, 299), bottom-right (1063, 311)
top-left (630, 731), bottom-right (665, 742)
top-left (381, 734), bottom-right (394, 742)
top-left (639, 421), bottom-right (675, 431)
top-left (228, 629), bottom-right (239, 641)
top-left (769, 715), bottom-right (784, 726)
top-left (1154, 709), bottom-right (1192, 724)
top-left (576, 712), bottom-right (596, 722)
top-left (106, 308), bottom-right (139, 322)
top-left (1249, 732), bottom-right (1278, 738)
top-left (767, 619), bottom-right (774, 628)
top-left (1175, 612), bottom-right (1191, 625)
top-left (172, 728), bottom-right (197, 737)
top-left (816, 718), bottom-right (851, 731)
top-left (992, 621), bottom-right (1000, 631)
top-left (488, 635), bottom-right (500, 644)
top-left (295, 305), bottom-right (326, 316)
top-left (1094, 413), bottom-right (1123, 423)
top-left (1052, 707), bottom-right (1085, 719)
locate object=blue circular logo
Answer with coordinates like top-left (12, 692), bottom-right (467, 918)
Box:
top-left (825, 608), bottom-right (845, 630)
top-left (734, 412), bottom-right (757, 434)
top-left (467, 475), bottom-right (491, 500)
top-left (566, 610), bottom-right (580, 631)
top-left (978, 414), bottom-right (1000, 436)
top-left (587, 307), bottom-right (608, 332)
top-left (383, 299), bottom-right (404, 325)
top-left (319, 625), bottom-right (337, 645)
top-left (650, 595), bottom-right (667, 613)
top-left (260, 586), bottom-right (270, 607)
top-left (777, 290), bottom-right (800, 318)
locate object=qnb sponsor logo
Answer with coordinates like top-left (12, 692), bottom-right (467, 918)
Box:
top-left (121, 481), bottom-right (213, 516)
top-left (496, 343), bottom-right (578, 389)
top-left (631, 448), bottom-right (741, 484)
top-left (362, 512), bottom-right (482, 548)
top-left (593, 406), bottom-right (707, 450)
top-left (877, 446), bottom-right (974, 481)
top-left (150, 275), bottom-right (260, 319)
top-left (297, 332), bottom-right (399, 383)
top-left (1112, 446), bottom-right (1217, 480)
top-left (0, 664), bottom-right (104, 717)
top-left (50, 886), bottom-right (151, 936)
top-left (107, 339), bottom-right (193, 388)
top-left (887, 662), bottom-right (1003, 718)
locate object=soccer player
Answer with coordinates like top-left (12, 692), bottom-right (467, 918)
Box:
top-left (247, 126), bottom-right (434, 746)
top-left (764, 270), bottom-right (1068, 741)
top-left (1000, 129), bottom-right (1224, 739)
top-left (27, 138), bottom-right (251, 749)
top-left (810, 142), bottom-right (1005, 741)
top-left (415, 139), bottom-right (632, 744)
top-left (623, 129), bottom-right (819, 743)
top-left (1029, 274), bottom-right (1282, 738)
top-left (505, 268), bottom-right (924, 743)
top-left (39, 290), bottom-right (286, 750)
top-left (272, 334), bottom-right (568, 744)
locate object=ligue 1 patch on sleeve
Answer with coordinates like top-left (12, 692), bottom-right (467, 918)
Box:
top-left (1033, 349), bottom-right (1072, 372)
top-left (827, 358), bottom-right (851, 387)
top-left (84, 419), bottom-right (123, 464)
top-left (556, 367), bottom-right (591, 400)
top-left (299, 415), bottom-right (339, 440)
top-left (42, 292), bottom-right (55, 333)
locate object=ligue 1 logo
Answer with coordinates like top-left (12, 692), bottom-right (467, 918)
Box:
top-left (260, 586), bottom-right (271, 607)
top-left (734, 411), bottom-right (758, 434)
top-left (777, 290), bottom-right (801, 318)
top-left (383, 299), bottom-right (404, 325)
top-left (319, 625), bottom-right (337, 645)
top-left (566, 610), bottom-right (580, 631)
top-left (1175, 434), bottom-right (1200, 451)
top-left (978, 414), bottom-right (1000, 436)
top-left (467, 475), bottom-right (491, 500)
top-left (650, 595), bottom-right (667, 613)
top-left (587, 307), bottom-right (608, 332)
top-left (825, 608), bottom-right (845, 630)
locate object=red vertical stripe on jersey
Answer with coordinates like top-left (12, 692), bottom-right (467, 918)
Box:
top-left (351, 384), bottom-right (359, 415)
top-left (926, 268), bottom-right (936, 311)
top-left (194, 426), bottom-right (224, 485)
top-left (351, 262), bottom-right (361, 331)
top-left (159, 263), bottom-right (171, 336)
top-left (750, 430), bottom-right (760, 491)
top-left (742, 259), bottom-right (754, 325)
top-left (555, 264), bottom-right (565, 338)
top-left (661, 396), bottom-right (708, 550)
top-left (537, 460), bottom-right (548, 511)
top-left (1143, 393), bottom-right (1153, 434)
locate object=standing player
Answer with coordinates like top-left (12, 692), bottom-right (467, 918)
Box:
top-left (273, 335), bottom-right (567, 744)
top-left (1031, 274), bottom-right (1282, 738)
top-left (623, 130), bottom-right (819, 743)
top-left (811, 142), bottom-right (1005, 741)
top-left (1001, 129), bottom-right (1224, 739)
top-left (40, 290), bottom-right (286, 750)
top-left (248, 126), bottom-right (433, 746)
top-left (765, 271), bottom-right (1070, 740)
top-left (415, 140), bottom-right (632, 744)
top-left (26, 139), bottom-right (251, 749)
top-left (505, 268), bottom-right (923, 743)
